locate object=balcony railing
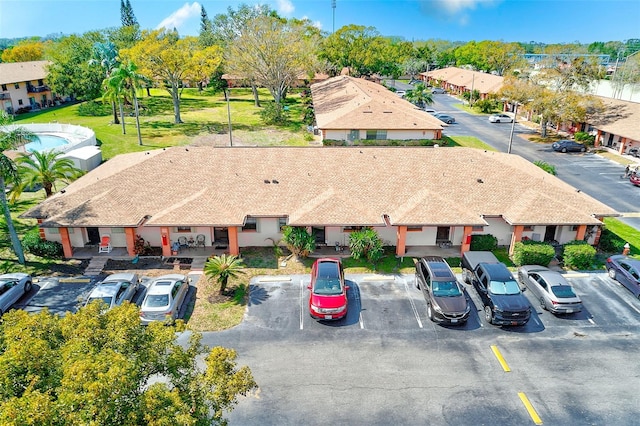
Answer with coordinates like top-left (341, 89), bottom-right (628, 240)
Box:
top-left (27, 84), bottom-right (50, 93)
top-left (0, 93), bottom-right (10, 100)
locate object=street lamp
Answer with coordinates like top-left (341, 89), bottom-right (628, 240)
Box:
top-left (507, 101), bottom-right (519, 154)
top-left (225, 88), bottom-right (233, 147)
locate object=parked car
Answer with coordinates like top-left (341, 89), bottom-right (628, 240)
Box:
top-left (606, 255), bottom-right (640, 299)
top-left (85, 272), bottom-right (140, 310)
top-left (395, 90), bottom-right (406, 98)
top-left (552, 140), bottom-right (586, 153)
top-left (424, 108), bottom-right (437, 114)
top-left (140, 274), bottom-right (190, 324)
top-left (630, 173), bottom-right (640, 187)
top-left (517, 266), bottom-right (582, 314)
top-left (433, 113), bottom-right (455, 124)
top-left (488, 113), bottom-right (513, 123)
top-left (415, 256), bottom-right (470, 325)
top-left (308, 258), bottom-right (349, 320)
top-left (628, 147), bottom-right (639, 158)
top-left (0, 273), bottom-right (32, 316)
top-left (431, 88), bottom-right (446, 94)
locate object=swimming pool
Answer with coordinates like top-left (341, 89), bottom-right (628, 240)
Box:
top-left (25, 134), bottom-right (70, 152)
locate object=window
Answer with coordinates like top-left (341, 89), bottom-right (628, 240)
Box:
top-left (242, 217), bottom-right (257, 232)
top-left (571, 225), bottom-right (579, 231)
top-left (407, 226), bottom-right (423, 232)
top-left (472, 226), bottom-right (484, 231)
top-left (112, 227), bottom-right (125, 234)
top-left (278, 217), bottom-right (287, 231)
top-left (38, 79), bottom-right (44, 86)
top-left (366, 130), bottom-right (387, 140)
top-left (342, 226), bottom-right (363, 232)
top-left (1, 84), bottom-right (6, 91)
top-left (18, 99), bottom-right (23, 105)
top-left (176, 226), bottom-right (192, 233)
top-left (523, 226), bottom-right (534, 232)
top-left (14, 83), bottom-right (19, 89)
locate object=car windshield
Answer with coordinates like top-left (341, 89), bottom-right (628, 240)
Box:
top-left (433, 281), bottom-right (462, 297)
top-left (314, 277), bottom-right (343, 295)
top-left (144, 294), bottom-right (169, 308)
top-left (87, 296), bottom-right (112, 306)
top-left (489, 280), bottom-right (521, 295)
top-left (551, 285), bottom-right (577, 298)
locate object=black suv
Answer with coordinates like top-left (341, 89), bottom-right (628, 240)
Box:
top-left (473, 263), bottom-right (531, 326)
top-left (415, 257), bottom-right (470, 325)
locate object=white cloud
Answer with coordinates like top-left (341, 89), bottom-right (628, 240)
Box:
top-left (301, 15), bottom-right (322, 30)
top-left (156, 2), bottom-right (202, 32)
top-left (276, 0), bottom-right (295, 15)
top-left (435, 0), bottom-right (496, 14)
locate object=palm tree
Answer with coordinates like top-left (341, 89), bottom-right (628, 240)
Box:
top-left (0, 112), bottom-right (31, 264)
top-left (89, 41), bottom-right (120, 125)
top-left (405, 83), bottom-right (434, 109)
top-left (107, 60), bottom-right (145, 145)
top-left (204, 254), bottom-right (245, 294)
top-left (102, 78), bottom-right (127, 135)
top-left (12, 150), bottom-right (83, 199)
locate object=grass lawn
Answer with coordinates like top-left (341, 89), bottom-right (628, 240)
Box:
top-left (604, 217), bottom-right (640, 257)
top-left (444, 135), bottom-right (497, 151)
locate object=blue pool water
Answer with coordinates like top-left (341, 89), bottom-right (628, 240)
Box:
top-left (25, 134), bottom-right (70, 152)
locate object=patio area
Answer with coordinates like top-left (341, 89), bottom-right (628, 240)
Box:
top-left (70, 245), bottom-right (229, 260)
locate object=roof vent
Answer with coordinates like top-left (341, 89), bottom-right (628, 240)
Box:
top-left (264, 179), bottom-right (271, 184)
top-left (477, 179), bottom-right (484, 183)
top-left (272, 179), bottom-right (279, 184)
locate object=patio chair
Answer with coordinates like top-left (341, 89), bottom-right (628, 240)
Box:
top-left (98, 235), bottom-right (112, 253)
top-left (178, 236), bottom-right (189, 251)
top-left (196, 234), bottom-right (206, 250)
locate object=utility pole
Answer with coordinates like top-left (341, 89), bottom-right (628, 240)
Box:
top-left (332, 0), bottom-right (336, 33)
top-left (225, 88), bottom-right (233, 147)
top-left (508, 102), bottom-right (519, 154)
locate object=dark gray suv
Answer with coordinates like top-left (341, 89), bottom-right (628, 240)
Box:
top-left (415, 256), bottom-right (470, 325)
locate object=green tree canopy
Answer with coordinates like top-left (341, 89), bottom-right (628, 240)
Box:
top-left (0, 305), bottom-right (257, 425)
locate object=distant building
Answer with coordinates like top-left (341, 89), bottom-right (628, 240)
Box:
top-left (420, 67), bottom-right (504, 99)
top-left (0, 61), bottom-right (58, 114)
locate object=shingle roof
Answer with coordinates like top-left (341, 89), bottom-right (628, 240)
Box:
top-left (0, 61), bottom-right (50, 85)
top-left (22, 147), bottom-right (617, 228)
top-left (311, 76), bottom-right (444, 130)
top-left (423, 67), bottom-right (504, 94)
top-left (590, 96), bottom-right (640, 142)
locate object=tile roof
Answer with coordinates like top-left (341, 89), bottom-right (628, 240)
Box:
top-left (22, 147), bottom-right (617, 229)
top-left (422, 67), bottom-right (504, 94)
top-left (0, 61), bottom-right (51, 85)
top-left (590, 96), bottom-right (640, 142)
top-left (311, 76), bottom-right (444, 131)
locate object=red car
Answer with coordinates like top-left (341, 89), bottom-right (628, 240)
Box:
top-left (308, 258), bottom-right (349, 320)
top-left (630, 174), bottom-right (640, 186)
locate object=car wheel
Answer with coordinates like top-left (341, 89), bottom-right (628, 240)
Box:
top-left (539, 297), bottom-right (547, 311)
top-left (427, 304), bottom-right (435, 322)
top-left (561, 148), bottom-right (567, 153)
top-left (581, 147), bottom-right (586, 152)
top-left (24, 280), bottom-right (32, 293)
top-left (496, 120), bottom-right (500, 123)
top-left (484, 306), bottom-right (493, 324)
top-left (608, 268), bottom-right (616, 280)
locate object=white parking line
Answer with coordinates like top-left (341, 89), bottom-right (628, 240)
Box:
top-left (403, 278), bottom-right (423, 328)
top-left (299, 279), bottom-right (305, 330)
top-left (588, 318), bottom-right (596, 325)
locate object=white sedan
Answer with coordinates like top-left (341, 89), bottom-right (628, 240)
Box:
top-left (140, 274), bottom-right (190, 324)
top-left (0, 273), bottom-right (33, 316)
top-left (488, 113), bottom-right (513, 123)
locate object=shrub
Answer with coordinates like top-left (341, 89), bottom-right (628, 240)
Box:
top-left (260, 102), bottom-right (289, 125)
top-left (21, 229), bottom-right (64, 258)
top-left (349, 228), bottom-right (384, 265)
top-left (574, 131), bottom-right (595, 145)
top-left (511, 241), bottom-right (555, 266)
top-left (533, 160), bottom-right (556, 175)
top-left (281, 226), bottom-right (315, 258)
top-left (134, 234), bottom-right (153, 255)
top-left (597, 228), bottom-right (626, 253)
top-left (563, 241), bottom-right (596, 270)
top-left (470, 234), bottom-right (498, 251)
top-left (473, 99), bottom-right (498, 113)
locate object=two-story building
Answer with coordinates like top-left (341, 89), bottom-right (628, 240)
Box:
top-left (0, 61), bottom-right (55, 114)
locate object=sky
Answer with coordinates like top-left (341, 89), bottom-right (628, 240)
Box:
top-left (0, 0), bottom-right (638, 44)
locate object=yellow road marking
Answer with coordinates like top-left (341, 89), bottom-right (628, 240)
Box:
top-left (490, 345), bottom-right (511, 372)
top-left (518, 392), bottom-right (543, 425)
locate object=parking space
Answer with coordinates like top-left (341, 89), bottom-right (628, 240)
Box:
top-left (14, 273), bottom-right (201, 321)
top-left (246, 272), bottom-right (640, 335)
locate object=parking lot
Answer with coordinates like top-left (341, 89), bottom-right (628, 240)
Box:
top-left (205, 272), bottom-right (640, 426)
top-left (244, 272), bottom-right (640, 334)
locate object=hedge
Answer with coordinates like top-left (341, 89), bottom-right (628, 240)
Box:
top-left (563, 241), bottom-right (596, 270)
top-left (21, 229), bottom-right (64, 258)
top-left (511, 241), bottom-right (555, 266)
top-left (470, 234), bottom-right (498, 251)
